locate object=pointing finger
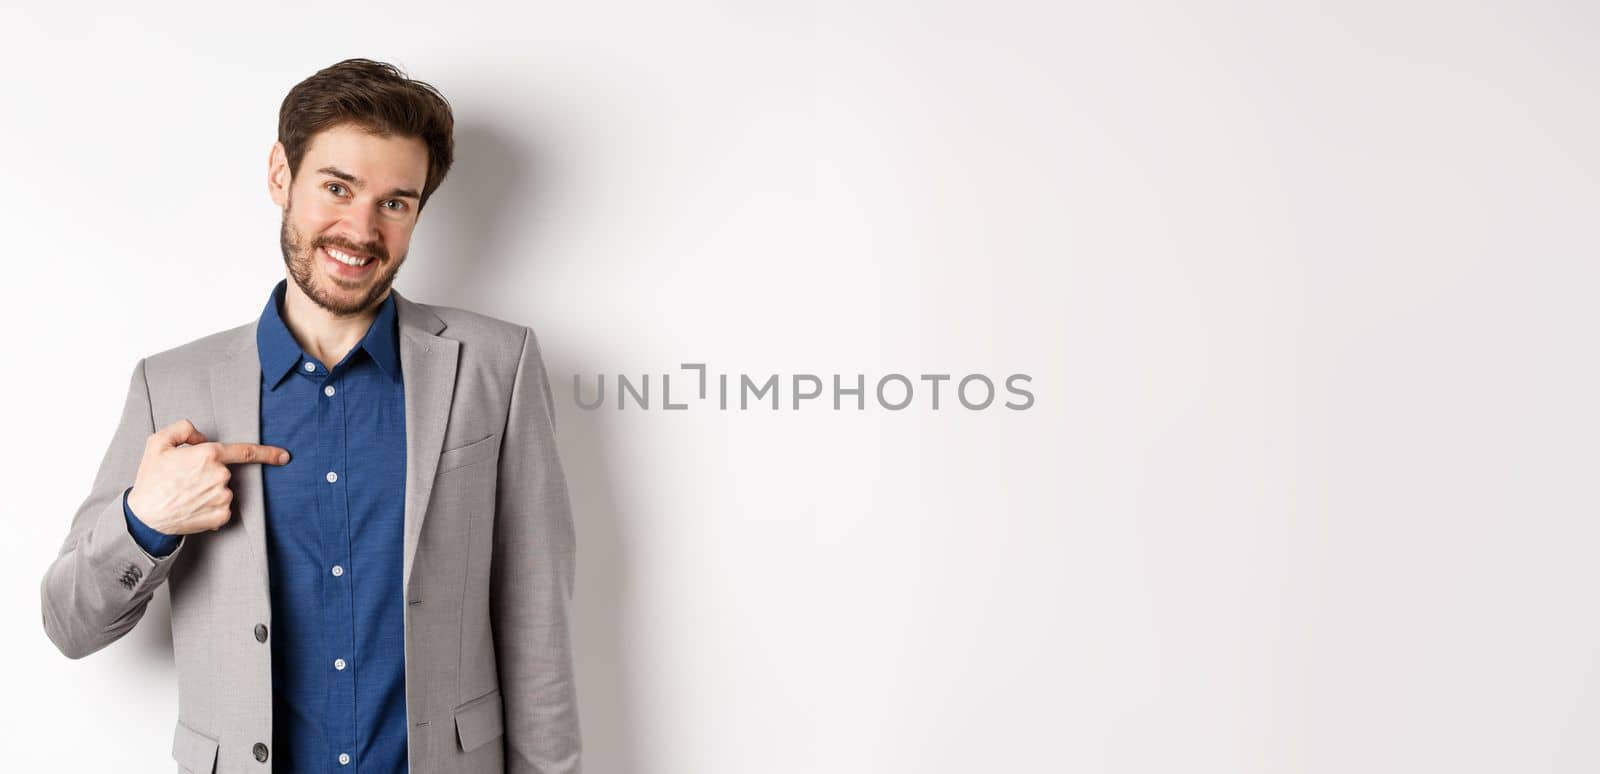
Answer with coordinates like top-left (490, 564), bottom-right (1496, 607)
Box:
top-left (215, 443), bottom-right (291, 466)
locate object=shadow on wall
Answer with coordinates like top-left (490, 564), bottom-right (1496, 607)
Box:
top-left (408, 122), bottom-right (532, 304)
top-left (126, 118), bottom-right (644, 774)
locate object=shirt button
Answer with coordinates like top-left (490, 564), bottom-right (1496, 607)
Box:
top-left (338, 752), bottom-right (351, 765)
top-left (253, 623), bottom-right (268, 643)
top-left (331, 564), bottom-right (344, 577)
top-left (253, 742), bottom-right (270, 762)
top-left (334, 658), bottom-right (347, 671)
top-left (326, 471), bottom-right (338, 483)
top-left (303, 361), bottom-right (316, 372)
top-left (324, 384), bottom-right (336, 397)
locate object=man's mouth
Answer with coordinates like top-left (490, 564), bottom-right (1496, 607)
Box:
top-left (321, 245), bottom-right (376, 268)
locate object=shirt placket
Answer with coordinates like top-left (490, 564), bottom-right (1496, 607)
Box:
top-left (310, 357), bottom-right (358, 771)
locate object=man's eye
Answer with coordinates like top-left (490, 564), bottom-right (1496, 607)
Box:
top-left (326, 183), bottom-right (346, 196)
top-left (383, 200), bottom-right (407, 211)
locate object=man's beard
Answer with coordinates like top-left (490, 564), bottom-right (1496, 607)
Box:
top-left (279, 198), bottom-right (405, 317)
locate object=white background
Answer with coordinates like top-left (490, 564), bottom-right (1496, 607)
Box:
top-left (1, 1), bottom-right (1595, 772)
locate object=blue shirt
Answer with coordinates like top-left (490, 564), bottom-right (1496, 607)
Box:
top-left (126, 279), bottom-right (410, 772)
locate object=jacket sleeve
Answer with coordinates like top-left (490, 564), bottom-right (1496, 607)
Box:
top-left (41, 358), bottom-right (186, 659)
top-left (491, 326), bottom-right (582, 773)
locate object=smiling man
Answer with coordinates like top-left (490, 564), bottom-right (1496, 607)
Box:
top-left (40, 59), bottom-right (581, 774)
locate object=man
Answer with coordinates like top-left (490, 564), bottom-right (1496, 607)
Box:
top-left (39, 59), bottom-right (582, 774)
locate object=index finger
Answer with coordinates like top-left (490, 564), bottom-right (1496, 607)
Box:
top-left (215, 443), bottom-right (291, 466)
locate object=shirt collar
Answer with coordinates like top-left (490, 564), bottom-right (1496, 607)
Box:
top-left (256, 279), bottom-right (402, 389)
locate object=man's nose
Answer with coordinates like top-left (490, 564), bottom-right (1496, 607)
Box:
top-left (344, 205), bottom-right (382, 250)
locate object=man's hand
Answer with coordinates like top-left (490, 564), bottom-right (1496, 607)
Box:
top-left (125, 418), bottom-right (290, 535)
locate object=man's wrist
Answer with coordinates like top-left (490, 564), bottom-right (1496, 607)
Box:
top-left (122, 487), bottom-right (181, 558)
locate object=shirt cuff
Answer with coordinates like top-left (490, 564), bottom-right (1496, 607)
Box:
top-left (122, 487), bottom-right (181, 558)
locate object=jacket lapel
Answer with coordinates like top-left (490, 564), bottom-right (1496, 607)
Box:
top-left (393, 289), bottom-right (459, 595)
top-left (210, 323), bottom-right (271, 594)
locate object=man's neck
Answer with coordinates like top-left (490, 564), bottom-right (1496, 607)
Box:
top-left (281, 276), bottom-right (386, 367)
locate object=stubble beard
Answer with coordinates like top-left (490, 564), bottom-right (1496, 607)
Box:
top-left (279, 197), bottom-right (405, 317)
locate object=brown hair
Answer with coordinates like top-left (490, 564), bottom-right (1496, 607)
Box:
top-left (278, 58), bottom-right (455, 212)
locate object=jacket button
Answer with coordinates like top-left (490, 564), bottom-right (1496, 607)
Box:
top-left (253, 742), bottom-right (269, 762)
top-left (254, 624), bottom-right (268, 643)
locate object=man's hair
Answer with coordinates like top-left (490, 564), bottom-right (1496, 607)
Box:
top-left (278, 58), bottom-right (455, 212)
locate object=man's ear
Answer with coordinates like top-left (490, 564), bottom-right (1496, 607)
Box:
top-left (267, 141), bottom-right (292, 208)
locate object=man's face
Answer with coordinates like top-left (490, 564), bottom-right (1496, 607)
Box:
top-left (269, 122), bottom-right (430, 316)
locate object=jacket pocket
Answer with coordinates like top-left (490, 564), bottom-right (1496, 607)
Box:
top-left (171, 720), bottom-right (219, 774)
top-left (437, 432), bottom-right (502, 475)
top-left (454, 687), bottom-right (506, 752)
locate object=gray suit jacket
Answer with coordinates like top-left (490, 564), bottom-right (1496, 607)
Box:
top-left (40, 289), bottom-right (581, 773)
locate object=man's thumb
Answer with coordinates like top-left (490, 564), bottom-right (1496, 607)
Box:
top-left (152, 418), bottom-right (208, 448)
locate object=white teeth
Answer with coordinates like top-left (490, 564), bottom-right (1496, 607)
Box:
top-left (325, 247), bottom-right (371, 266)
